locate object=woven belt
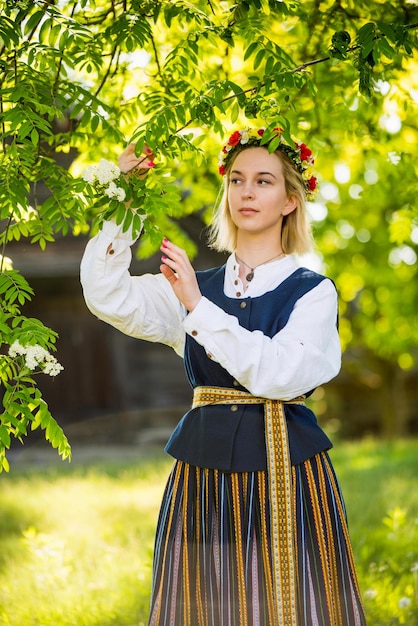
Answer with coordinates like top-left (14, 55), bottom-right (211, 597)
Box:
top-left (192, 385), bottom-right (304, 626)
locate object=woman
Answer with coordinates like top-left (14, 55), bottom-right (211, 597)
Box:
top-left (80, 127), bottom-right (367, 626)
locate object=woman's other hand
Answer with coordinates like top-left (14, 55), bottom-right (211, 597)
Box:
top-left (160, 239), bottom-right (202, 312)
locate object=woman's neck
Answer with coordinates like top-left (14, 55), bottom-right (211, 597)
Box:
top-left (234, 234), bottom-right (285, 289)
top-left (235, 234), bottom-right (284, 269)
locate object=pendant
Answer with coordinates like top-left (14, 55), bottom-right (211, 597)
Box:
top-left (246, 271), bottom-right (254, 282)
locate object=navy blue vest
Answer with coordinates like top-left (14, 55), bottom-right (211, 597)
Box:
top-left (165, 266), bottom-right (334, 471)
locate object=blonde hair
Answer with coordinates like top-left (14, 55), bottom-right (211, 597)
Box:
top-left (208, 147), bottom-right (313, 255)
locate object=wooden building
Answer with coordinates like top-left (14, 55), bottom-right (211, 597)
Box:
top-left (5, 216), bottom-right (418, 448)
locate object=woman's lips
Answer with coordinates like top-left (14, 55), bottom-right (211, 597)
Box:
top-left (239, 207), bottom-right (258, 215)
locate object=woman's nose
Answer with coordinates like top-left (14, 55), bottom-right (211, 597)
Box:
top-left (242, 185), bottom-right (254, 198)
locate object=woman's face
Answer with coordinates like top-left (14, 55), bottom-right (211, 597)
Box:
top-left (227, 147), bottom-right (296, 239)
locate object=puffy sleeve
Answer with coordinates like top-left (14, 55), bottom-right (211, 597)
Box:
top-left (80, 220), bottom-right (187, 356)
top-left (182, 279), bottom-right (341, 400)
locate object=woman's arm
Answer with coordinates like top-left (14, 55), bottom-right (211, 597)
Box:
top-left (182, 279), bottom-right (341, 400)
top-left (80, 144), bottom-right (187, 355)
top-left (80, 220), bottom-right (187, 355)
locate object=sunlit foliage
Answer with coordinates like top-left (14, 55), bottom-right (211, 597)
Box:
top-left (0, 0), bottom-right (417, 464)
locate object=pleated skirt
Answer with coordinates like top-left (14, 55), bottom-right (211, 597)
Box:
top-left (148, 452), bottom-right (367, 626)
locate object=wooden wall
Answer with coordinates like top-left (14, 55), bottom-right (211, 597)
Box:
top-left (6, 227), bottom-right (418, 445)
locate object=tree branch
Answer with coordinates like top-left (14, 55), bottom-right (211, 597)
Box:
top-left (206, 20), bottom-right (418, 104)
top-left (94, 44), bottom-right (119, 98)
top-left (161, 20), bottom-right (418, 146)
top-left (150, 31), bottom-right (163, 78)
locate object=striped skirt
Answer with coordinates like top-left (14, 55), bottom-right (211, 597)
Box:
top-left (148, 452), bottom-right (367, 626)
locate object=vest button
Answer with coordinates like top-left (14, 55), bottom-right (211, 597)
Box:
top-left (230, 405), bottom-right (238, 412)
top-left (240, 301), bottom-right (247, 309)
top-left (233, 380), bottom-right (240, 387)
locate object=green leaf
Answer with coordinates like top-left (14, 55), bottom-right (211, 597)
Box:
top-left (49, 23), bottom-right (62, 47)
top-left (30, 128), bottom-right (39, 146)
top-left (24, 10), bottom-right (45, 35)
top-left (360, 38), bottom-right (376, 59)
top-left (0, 425), bottom-right (11, 448)
top-left (91, 114), bottom-right (100, 133)
top-left (0, 453), bottom-right (10, 473)
top-left (0, 16), bottom-right (20, 47)
top-left (253, 48), bottom-right (265, 71)
top-left (357, 22), bottom-right (376, 44)
top-left (244, 41), bottom-right (258, 62)
top-left (377, 36), bottom-right (395, 60)
top-left (122, 209), bottom-right (133, 233)
top-left (38, 16), bottom-right (52, 43)
top-left (376, 21), bottom-right (397, 43)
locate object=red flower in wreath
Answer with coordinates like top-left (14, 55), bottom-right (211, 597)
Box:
top-left (307, 176), bottom-right (317, 192)
top-left (299, 143), bottom-right (313, 162)
top-left (228, 131), bottom-right (242, 147)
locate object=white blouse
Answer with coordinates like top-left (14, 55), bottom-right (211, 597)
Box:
top-left (80, 220), bottom-right (341, 401)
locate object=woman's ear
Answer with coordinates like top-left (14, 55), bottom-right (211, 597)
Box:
top-left (282, 196), bottom-right (297, 216)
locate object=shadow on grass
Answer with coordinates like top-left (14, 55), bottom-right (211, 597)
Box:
top-left (0, 493), bottom-right (47, 572)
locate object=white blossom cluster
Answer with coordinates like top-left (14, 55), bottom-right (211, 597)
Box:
top-left (387, 151), bottom-right (401, 166)
top-left (9, 341), bottom-right (64, 377)
top-left (82, 159), bottom-right (126, 202)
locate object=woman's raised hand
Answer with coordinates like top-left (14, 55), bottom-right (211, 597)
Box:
top-left (160, 239), bottom-right (202, 312)
top-left (118, 142), bottom-right (155, 175)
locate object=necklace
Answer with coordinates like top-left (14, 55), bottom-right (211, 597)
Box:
top-left (236, 252), bottom-right (285, 282)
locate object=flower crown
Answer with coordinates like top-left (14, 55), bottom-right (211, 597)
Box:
top-left (218, 127), bottom-right (318, 200)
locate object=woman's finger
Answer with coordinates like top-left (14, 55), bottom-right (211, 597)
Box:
top-left (160, 240), bottom-right (191, 275)
top-left (118, 143), bottom-right (156, 174)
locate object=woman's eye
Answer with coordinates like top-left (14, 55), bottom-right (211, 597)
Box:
top-left (230, 178), bottom-right (242, 184)
top-left (258, 179), bottom-right (270, 185)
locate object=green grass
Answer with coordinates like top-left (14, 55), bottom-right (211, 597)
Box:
top-left (0, 439), bottom-right (417, 625)
top-left (332, 438), bottom-right (418, 625)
